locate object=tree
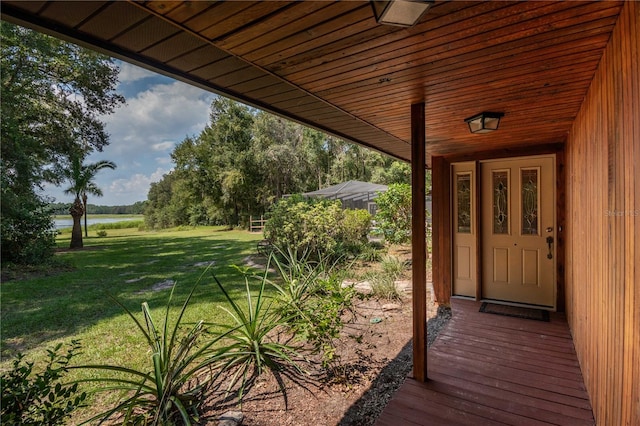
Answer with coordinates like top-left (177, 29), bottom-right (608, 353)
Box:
top-left (252, 112), bottom-right (310, 202)
top-left (145, 100), bottom-right (420, 230)
top-left (169, 98), bottom-right (256, 227)
top-left (63, 157), bottom-right (116, 248)
top-left (1, 22), bottom-right (123, 262)
top-left (375, 183), bottom-right (412, 244)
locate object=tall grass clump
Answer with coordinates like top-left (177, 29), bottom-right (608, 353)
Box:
top-left (380, 255), bottom-right (407, 280)
top-left (92, 220), bottom-right (145, 230)
top-left (368, 255), bottom-right (407, 301)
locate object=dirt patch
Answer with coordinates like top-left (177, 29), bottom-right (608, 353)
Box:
top-left (134, 279), bottom-right (176, 294)
top-left (203, 283), bottom-right (449, 425)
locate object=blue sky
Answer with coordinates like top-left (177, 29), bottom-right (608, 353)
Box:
top-left (43, 62), bottom-right (216, 206)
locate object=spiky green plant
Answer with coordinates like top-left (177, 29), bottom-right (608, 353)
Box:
top-left (71, 281), bottom-right (229, 425)
top-left (266, 248), bottom-right (355, 368)
top-left (207, 263), bottom-right (307, 407)
top-left (268, 246), bottom-right (325, 311)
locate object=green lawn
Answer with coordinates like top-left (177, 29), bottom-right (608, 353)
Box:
top-left (1, 225), bottom-right (264, 380)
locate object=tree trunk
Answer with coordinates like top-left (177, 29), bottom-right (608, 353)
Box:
top-left (69, 196), bottom-right (84, 249)
top-left (83, 193), bottom-right (88, 238)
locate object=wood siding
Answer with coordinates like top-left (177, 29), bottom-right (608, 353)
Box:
top-left (565, 2), bottom-right (639, 425)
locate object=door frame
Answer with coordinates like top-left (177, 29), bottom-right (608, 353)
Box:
top-left (441, 144), bottom-right (566, 311)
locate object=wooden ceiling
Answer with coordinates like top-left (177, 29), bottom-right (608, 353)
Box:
top-left (1, 1), bottom-right (624, 164)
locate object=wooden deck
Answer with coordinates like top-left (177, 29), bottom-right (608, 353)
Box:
top-left (376, 298), bottom-right (594, 425)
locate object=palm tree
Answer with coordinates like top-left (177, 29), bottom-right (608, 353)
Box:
top-left (63, 156), bottom-right (116, 248)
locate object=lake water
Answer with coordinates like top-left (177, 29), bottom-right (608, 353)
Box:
top-left (54, 217), bottom-right (139, 229)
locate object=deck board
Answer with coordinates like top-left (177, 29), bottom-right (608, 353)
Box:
top-left (375, 299), bottom-right (594, 425)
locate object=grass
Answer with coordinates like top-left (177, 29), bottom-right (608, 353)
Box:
top-left (0, 226), bottom-right (264, 421)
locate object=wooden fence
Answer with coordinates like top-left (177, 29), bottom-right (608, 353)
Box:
top-left (249, 215), bottom-right (266, 233)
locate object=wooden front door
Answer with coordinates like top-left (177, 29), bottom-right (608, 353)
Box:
top-left (481, 156), bottom-right (556, 307)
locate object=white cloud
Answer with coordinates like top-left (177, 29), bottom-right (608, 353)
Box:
top-left (107, 167), bottom-right (172, 203)
top-left (118, 62), bottom-right (157, 83)
top-left (152, 141), bottom-right (174, 151)
top-left (102, 80), bottom-right (213, 159)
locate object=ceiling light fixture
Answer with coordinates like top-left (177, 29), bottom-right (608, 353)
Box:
top-left (371, 0), bottom-right (434, 28)
top-left (464, 112), bottom-right (505, 134)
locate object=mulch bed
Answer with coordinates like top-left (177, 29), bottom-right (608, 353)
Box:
top-left (203, 288), bottom-right (451, 425)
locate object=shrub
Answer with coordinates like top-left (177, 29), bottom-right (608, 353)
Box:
top-left (339, 209), bottom-right (373, 253)
top-left (268, 248), bottom-right (355, 368)
top-left (264, 195), bottom-right (340, 256)
top-left (375, 183), bottom-right (412, 244)
top-left (96, 230), bottom-right (107, 237)
top-left (264, 195), bottom-right (371, 260)
top-left (1, 340), bottom-right (87, 425)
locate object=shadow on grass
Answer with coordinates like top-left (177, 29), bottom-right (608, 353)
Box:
top-left (0, 229), bottom-right (264, 357)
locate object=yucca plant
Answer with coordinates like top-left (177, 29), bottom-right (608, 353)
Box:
top-left (72, 281), bottom-right (229, 425)
top-left (207, 263), bottom-right (308, 407)
top-left (268, 246), bottom-right (325, 310)
top-left (266, 248), bottom-right (355, 368)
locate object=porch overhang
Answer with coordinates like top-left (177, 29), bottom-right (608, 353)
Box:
top-left (0, 1), bottom-right (624, 163)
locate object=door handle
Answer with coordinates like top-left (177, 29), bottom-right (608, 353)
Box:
top-left (546, 236), bottom-right (554, 259)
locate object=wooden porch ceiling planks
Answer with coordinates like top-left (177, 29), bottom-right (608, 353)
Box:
top-left (0, 1), bottom-right (624, 164)
top-left (376, 298), bottom-right (595, 426)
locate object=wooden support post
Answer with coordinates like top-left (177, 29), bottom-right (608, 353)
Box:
top-left (411, 102), bottom-right (428, 382)
top-left (431, 156), bottom-right (452, 306)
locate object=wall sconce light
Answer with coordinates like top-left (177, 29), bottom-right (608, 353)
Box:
top-left (464, 112), bottom-right (505, 134)
top-left (371, 0), bottom-right (434, 27)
